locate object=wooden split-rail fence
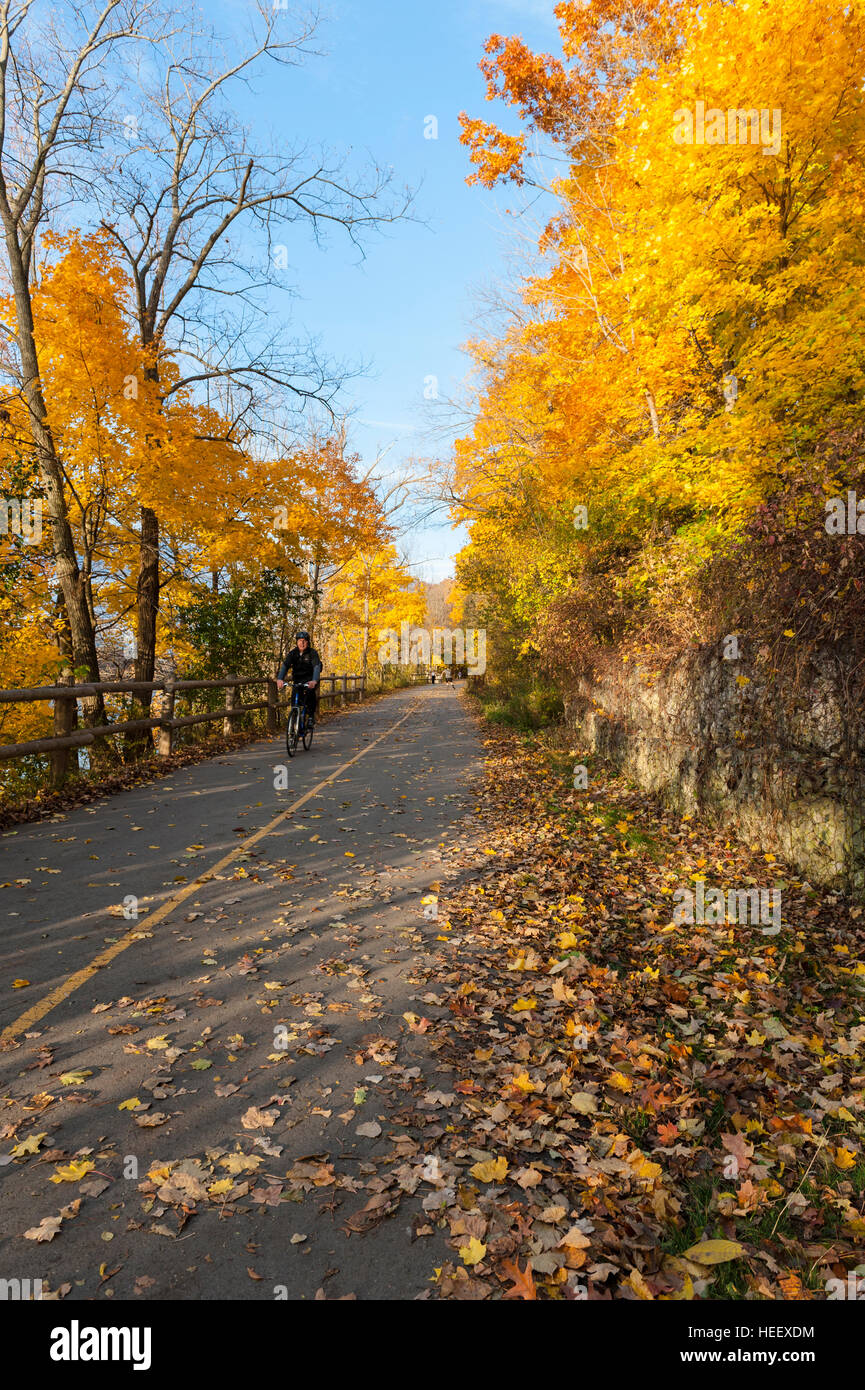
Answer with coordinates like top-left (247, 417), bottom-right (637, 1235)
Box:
top-left (0, 673), bottom-right (367, 784)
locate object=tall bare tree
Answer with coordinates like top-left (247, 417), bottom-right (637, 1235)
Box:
top-left (97, 4), bottom-right (412, 747)
top-left (0, 0), bottom-right (164, 720)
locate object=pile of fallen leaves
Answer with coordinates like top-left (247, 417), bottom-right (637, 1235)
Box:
top-left (417, 729), bottom-right (865, 1300)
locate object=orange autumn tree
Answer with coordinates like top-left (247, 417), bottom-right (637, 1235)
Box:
top-left (0, 229), bottom-right (159, 756)
top-left (274, 434), bottom-right (389, 633)
top-left (0, 232), bottom-right (310, 758)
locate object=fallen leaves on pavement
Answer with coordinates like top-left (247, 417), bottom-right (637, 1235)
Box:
top-left (415, 728), bottom-right (865, 1299)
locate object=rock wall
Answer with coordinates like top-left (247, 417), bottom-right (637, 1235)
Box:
top-left (563, 648), bottom-right (865, 895)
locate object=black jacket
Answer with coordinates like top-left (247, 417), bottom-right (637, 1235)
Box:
top-left (278, 646), bottom-right (322, 684)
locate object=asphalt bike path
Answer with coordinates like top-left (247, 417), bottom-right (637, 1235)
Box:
top-left (0, 683), bottom-right (486, 1300)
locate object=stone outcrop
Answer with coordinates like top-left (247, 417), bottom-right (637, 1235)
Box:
top-left (564, 647), bottom-right (865, 895)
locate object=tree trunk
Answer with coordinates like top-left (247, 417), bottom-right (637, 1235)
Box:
top-left (127, 355), bottom-right (163, 759)
top-left (125, 504), bottom-right (160, 759)
top-left (361, 578), bottom-right (370, 681)
top-left (50, 591), bottom-right (78, 786)
top-left (136, 505), bottom-right (160, 686)
top-left (3, 230), bottom-right (105, 731)
top-left (207, 567), bottom-right (220, 671)
top-left (309, 557), bottom-right (321, 633)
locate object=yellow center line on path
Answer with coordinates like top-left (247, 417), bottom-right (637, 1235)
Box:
top-left (0, 697), bottom-right (422, 1045)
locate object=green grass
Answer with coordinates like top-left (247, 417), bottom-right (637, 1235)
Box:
top-left (658, 1163), bottom-right (855, 1299)
top-left (660, 1177), bottom-right (752, 1298)
top-left (592, 806), bottom-right (664, 859)
top-left (475, 683), bottom-right (564, 731)
top-left (620, 1106), bottom-right (653, 1144)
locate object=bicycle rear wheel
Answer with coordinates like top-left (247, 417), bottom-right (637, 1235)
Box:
top-left (285, 708), bottom-right (300, 758)
top-left (302, 715), bottom-right (314, 751)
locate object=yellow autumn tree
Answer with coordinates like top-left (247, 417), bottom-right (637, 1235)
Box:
top-left (452, 0), bottom-right (865, 673)
top-left (321, 544), bottom-right (425, 679)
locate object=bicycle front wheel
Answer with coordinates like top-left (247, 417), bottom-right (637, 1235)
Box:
top-left (286, 708), bottom-right (300, 758)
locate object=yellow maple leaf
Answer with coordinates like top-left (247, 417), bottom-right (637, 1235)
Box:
top-left (11, 1131), bottom-right (46, 1156)
top-left (834, 1146), bottom-right (857, 1169)
top-left (220, 1153), bottom-right (262, 1173)
top-left (118, 1097), bottom-right (141, 1111)
top-left (50, 1159), bottom-right (95, 1183)
top-left (59, 1070), bottom-right (92, 1085)
top-left (512, 997), bottom-right (537, 1011)
top-left (469, 1156), bottom-right (509, 1183)
top-left (208, 1178), bottom-right (234, 1196)
top-left (631, 1156), bottom-right (663, 1182)
top-left (511, 1071), bottom-right (536, 1093)
top-left (608, 1071), bottom-right (633, 1092)
top-left (459, 1236), bottom-right (487, 1266)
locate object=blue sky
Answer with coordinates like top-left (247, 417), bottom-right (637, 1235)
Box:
top-left (215, 0), bottom-right (559, 583)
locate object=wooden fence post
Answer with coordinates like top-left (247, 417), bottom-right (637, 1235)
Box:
top-left (341, 674), bottom-right (347, 707)
top-left (223, 678), bottom-right (237, 736)
top-left (266, 678), bottom-right (279, 734)
top-left (50, 685), bottom-right (76, 786)
top-left (158, 679), bottom-right (176, 757)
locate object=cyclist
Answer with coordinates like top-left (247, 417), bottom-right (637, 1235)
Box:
top-left (276, 631), bottom-right (322, 725)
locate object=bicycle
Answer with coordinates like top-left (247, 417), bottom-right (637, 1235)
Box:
top-left (285, 681), bottom-right (315, 758)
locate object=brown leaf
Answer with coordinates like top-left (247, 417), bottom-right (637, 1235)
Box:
top-left (24, 1215), bottom-right (62, 1242)
top-left (241, 1106), bottom-right (278, 1130)
top-left (500, 1258), bottom-right (537, 1300)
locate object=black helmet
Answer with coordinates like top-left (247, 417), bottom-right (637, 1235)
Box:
top-left (295, 630), bottom-right (311, 643)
